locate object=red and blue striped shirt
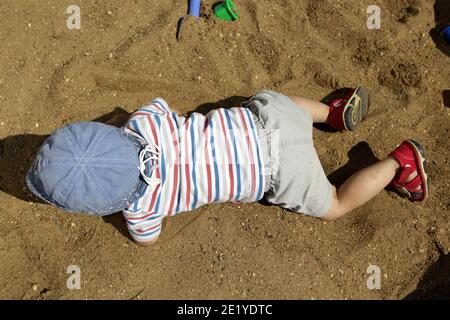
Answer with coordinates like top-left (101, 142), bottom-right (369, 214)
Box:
top-left (122, 98), bottom-right (264, 243)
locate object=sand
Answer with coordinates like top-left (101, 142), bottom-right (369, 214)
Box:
top-left (0, 0), bottom-right (449, 299)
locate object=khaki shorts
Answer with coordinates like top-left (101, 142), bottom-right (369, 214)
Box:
top-left (246, 90), bottom-right (333, 218)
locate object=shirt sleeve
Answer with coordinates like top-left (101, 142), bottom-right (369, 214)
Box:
top-left (133, 98), bottom-right (171, 116)
top-left (122, 97), bottom-right (172, 142)
top-left (122, 209), bottom-right (163, 243)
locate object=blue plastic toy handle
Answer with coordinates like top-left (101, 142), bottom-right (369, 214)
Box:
top-left (189, 0), bottom-right (201, 17)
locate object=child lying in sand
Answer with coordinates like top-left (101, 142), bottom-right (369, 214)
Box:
top-left (26, 88), bottom-right (429, 246)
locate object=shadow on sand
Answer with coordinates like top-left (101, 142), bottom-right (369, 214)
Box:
top-left (405, 253), bottom-right (450, 299)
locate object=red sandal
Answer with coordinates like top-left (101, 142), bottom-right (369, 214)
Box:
top-left (326, 86), bottom-right (369, 131)
top-left (388, 140), bottom-right (429, 202)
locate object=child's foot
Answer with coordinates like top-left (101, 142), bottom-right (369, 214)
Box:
top-left (326, 86), bottom-right (369, 131)
top-left (388, 140), bottom-right (429, 202)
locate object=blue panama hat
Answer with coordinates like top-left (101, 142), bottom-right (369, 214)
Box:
top-left (26, 122), bottom-right (147, 216)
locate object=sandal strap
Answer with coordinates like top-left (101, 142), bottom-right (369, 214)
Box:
top-left (395, 164), bottom-right (415, 184)
top-left (329, 89), bottom-right (355, 108)
top-left (403, 174), bottom-right (422, 190)
top-left (329, 99), bottom-right (345, 108)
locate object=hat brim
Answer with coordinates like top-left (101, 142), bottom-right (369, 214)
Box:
top-left (26, 167), bottom-right (61, 208)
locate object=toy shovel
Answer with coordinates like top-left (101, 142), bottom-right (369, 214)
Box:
top-left (176, 0), bottom-right (201, 41)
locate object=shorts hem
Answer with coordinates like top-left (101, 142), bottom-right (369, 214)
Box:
top-left (307, 182), bottom-right (333, 218)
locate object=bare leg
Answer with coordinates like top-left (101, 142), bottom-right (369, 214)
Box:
top-left (323, 157), bottom-right (419, 221)
top-left (290, 96), bottom-right (330, 123)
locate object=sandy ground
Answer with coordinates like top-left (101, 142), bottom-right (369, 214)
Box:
top-left (0, 0), bottom-right (449, 300)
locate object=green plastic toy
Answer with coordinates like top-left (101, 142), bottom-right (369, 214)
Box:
top-left (213, 0), bottom-right (239, 21)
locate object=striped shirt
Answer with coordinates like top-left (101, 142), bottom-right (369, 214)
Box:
top-left (122, 98), bottom-right (265, 243)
